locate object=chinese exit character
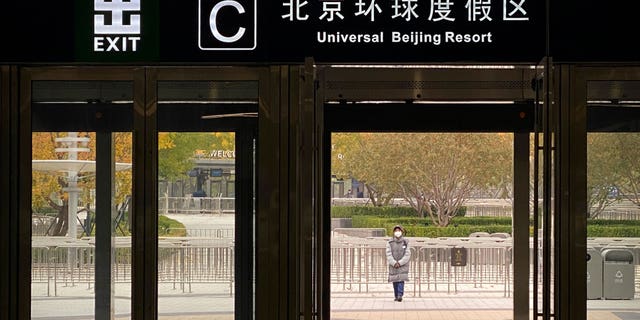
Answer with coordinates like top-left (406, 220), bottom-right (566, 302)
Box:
top-left (465, 0), bottom-right (492, 21)
top-left (428, 0), bottom-right (455, 22)
top-left (282, 0), bottom-right (309, 21)
top-left (503, 0), bottom-right (528, 21)
top-left (94, 0), bottom-right (141, 34)
top-left (392, 0), bottom-right (419, 21)
top-left (355, 0), bottom-right (383, 22)
top-left (319, 1), bottom-right (345, 21)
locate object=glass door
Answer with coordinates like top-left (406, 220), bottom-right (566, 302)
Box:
top-left (318, 65), bottom-right (539, 320)
top-left (25, 76), bottom-right (135, 320)
top-left (154, 77), bottom-right (257, 319)
top-left (579, 67), bottom-right (640, 320)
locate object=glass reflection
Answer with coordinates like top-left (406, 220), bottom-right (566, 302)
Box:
top-left (157, 132), bottom-right (236, 319)
top-left (31, 132), bottom-right (132, 319)
top-left (587, 80), bottom-right (640, 319)
top-left (329, 132), bottom-right (519, 320)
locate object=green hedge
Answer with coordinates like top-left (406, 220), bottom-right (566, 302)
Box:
top-left (382, 224), bottom-right (640, 238)
top-left (348, 213), bottom-right (640, 238)
top-left (587, 225), bottom-right (640, 237)
top-left (398, 225), bottom-right (512, 238)
top-left (335, 206), bottom-right (640, 237)
top-left (350, 215), bottom-right (512, 237)
top-left (452, 217), bottom-right (512, 225)
top-left (331, 206), bottom-right (417, 218)
top-left (331, 205), bottom-right (467, 218)
top-left (350, 215), bottom-right (512, 228)
top-left (587, 219), bottom-right (640, 226)
top-left (158, 215), bottom-right (187, 237)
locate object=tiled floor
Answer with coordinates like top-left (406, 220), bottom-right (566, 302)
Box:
top-left (32, 292), bottom-right (640, 319)
top-left (330, 296), bottom-right (511, 311)
top-left (150, 310), bottom-right (629, 320)
top-left (330, 310), bottom-right (632, 320)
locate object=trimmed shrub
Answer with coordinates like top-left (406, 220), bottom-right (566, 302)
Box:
top-left (588, 225), bottom-right (640, 237)
top-left (587, 219), bottom-right (640, 226)
top-left (331, 206), bottom-right (416, 218)
top-left (158, 215), bottom-right (187, 237)
top-left (454, 217), bottom-right (512, 225)
top-left (351, 216), bottom-right (512, 237)
top-left (351, 216), bottom-right (389, 229)
top-left (341, 207), bottom-right (640, 238)
top-left (331, 205), bottom-right (469, 219)
top-left (351, 215), bottom-right (512, 229)
top-left (394, 225), bottom-right (511, 238)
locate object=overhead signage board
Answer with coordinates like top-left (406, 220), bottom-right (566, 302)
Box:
top-left (275, 0), bottom-right (545, 62)
top-left (1, 0), bottom-right (545, 63)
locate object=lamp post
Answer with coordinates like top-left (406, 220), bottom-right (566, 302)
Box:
top-left (55, 132), bottom-right (90, 269)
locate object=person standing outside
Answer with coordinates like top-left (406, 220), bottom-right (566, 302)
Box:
top-left (386, 225), bottom-right (411, 301)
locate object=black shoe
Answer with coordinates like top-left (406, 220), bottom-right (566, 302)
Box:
top-left (397, 297), bottom-right (403, 302)
top-left (394, 297), bottom-right (398, 301)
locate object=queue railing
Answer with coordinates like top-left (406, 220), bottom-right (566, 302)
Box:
top-left (31, 235), bottom-right (640, 298)
top-left (330, 236), bottom-right (512, 297)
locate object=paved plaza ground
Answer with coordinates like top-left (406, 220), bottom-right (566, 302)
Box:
top-left (31, 293), bottom-right (640, 319)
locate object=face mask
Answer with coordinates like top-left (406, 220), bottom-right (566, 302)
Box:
top-left (394, 231), bottom-right (402, 238)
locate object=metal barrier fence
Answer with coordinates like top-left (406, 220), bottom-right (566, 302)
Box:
top-left (464, 206), bottom-right (512, 217)
top-left (597, 211), bottom-right (640, 221)
top-left (32, 237), bottom-right (234, 297)
top-left (157, 238), bottom-right (234, 294)
top-left (31, 237), bottom-right (132, 297)
top-left (31, 235), bottom-right (640, 298)
top-left (159, 196), bottom-right (235, 214)
top-left (331, 236), bottom-right (512, 297)
top-left (166, 227), bottom-right (234, 238)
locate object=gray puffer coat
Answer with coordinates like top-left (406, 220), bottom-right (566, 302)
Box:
top-left (386, 236), bottom-right (411, 282)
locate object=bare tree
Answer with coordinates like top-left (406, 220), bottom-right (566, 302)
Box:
top-left (587, 133), bottom-right (623, 218)
top-left (332, 132), bottom-right (512, 226)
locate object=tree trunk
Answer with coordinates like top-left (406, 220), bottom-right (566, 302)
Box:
top-left (50, 204), bottom-right (69, 236)
top-left (45, 197), bottom-right (69, 236)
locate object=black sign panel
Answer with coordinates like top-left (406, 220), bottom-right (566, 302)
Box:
top-left (451, 247), bottom-right (468, 267)
top-left (275, 0), bottom-right (544, 62)
top-left (198, 0), bottom-right (256, 51)
top-left (157, 1), bottom-right (269, 62)
top-left (74, 0), bottom-right (159, 62)
top-left (0, 0), bottom-right (544, 63)
top-left (551, 0), bottom-right (640, 62)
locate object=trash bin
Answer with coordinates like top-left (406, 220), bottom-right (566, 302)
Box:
top-left (602, 249), bottom-right (635, 300)
top-left (490, 232), bottom-right (511, 239)
top-left (587, 247), bottom-right (603, 299)
top-left (469, 232), bottom-right (490, 237)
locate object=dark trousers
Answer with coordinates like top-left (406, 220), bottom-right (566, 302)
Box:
top-left (393, 281), bottom-right (405, 297)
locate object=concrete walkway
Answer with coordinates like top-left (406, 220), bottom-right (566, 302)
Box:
top-left (31, 292), bottom-right (640, 319)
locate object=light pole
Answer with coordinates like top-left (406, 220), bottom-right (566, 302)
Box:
top-left (55, 132), bottom-right (90, 269)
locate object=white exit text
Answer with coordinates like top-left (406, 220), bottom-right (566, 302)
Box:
top-left (94, 36), bottom-right (141, 52)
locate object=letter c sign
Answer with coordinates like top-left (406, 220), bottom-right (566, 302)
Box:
top-left (199, 0), bottom-right (257, 50)
top-left (209, 1), bottom-right (245, 43)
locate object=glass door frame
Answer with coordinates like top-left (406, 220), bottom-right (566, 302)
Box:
top-left (149, 67), bottom-right (273, 320)
top-left (0, 65), bottom-right (15, 320)
top-left (17, 66), bottom-right (144, 319)
top-left (533, 57), bottom-right (556, 320)
top-left (560, 64), bottom-right (640, 320)
top-left (315, 65), bottom-right (538, 320)
top-left (17, 65), bottom-right (287, 320)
